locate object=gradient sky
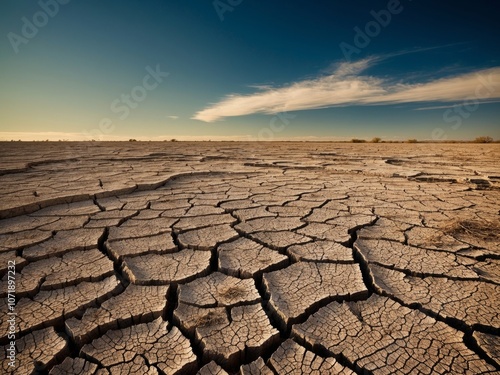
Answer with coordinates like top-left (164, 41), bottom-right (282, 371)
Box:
top-left (1, 0), bottom-right (499, 141)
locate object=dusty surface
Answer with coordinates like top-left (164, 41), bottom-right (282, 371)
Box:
top-left (0, 141), bottom-right (499, 374)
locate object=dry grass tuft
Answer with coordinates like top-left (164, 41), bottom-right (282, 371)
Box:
top-left (220, 285), bottom-right (247, 299)
top-left (441, 218), bottom-right (500, 241)
top-left (194, 311), bottom-right (226, 327)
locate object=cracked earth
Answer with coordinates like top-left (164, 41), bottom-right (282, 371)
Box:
top-left (0, 141), bottom-right (499, 374)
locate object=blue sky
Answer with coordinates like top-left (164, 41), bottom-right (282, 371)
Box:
top-left (0, 0), bottom-right (499, 140)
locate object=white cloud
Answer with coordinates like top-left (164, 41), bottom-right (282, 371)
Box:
top-left (414, 99), bottom-right (500, 111)
top-left (167, 115), bottom-right (179, 120)
top-left (192, 58), bottom-right (500, 122)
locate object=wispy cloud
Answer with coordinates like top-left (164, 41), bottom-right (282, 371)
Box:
top-left (414, 100), bottom-right (500, 111)
top-left (167, 115), bottom-right (179, 120)
top-left (193, 57), bottom-right (500, 122)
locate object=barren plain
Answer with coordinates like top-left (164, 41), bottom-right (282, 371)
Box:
top-left (0, 141), bottom-right (499, 374)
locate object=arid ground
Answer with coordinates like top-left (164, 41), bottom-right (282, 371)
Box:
top-left (0, 142), bottom-right (499, 374)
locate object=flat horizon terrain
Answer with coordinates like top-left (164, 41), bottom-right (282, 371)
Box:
top-left (0, 142), bottom-right (499, 374)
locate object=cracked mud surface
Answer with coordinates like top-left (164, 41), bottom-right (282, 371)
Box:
top-left (0, 141), bottom-right (499, 374)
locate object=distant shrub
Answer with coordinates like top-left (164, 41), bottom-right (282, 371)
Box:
top-left (474, 136), bottom-right (493, 143)
top-left (371, 137), bottom-right (381, 143)
top-left (170, 139), bottom-right (178, 142)
top-left (351, 139), bottom-right (367, 143)
top-left (407, 139), bottom-right (418, 143)
top-left (129, 139), bottom-right (137, 142)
